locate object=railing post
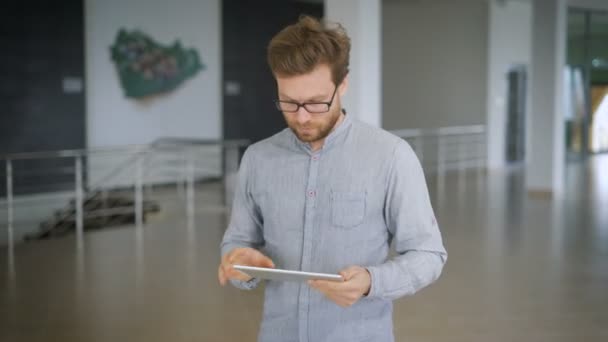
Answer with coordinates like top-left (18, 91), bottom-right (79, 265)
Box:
top-left (186, 149), bottom-right (195, 218)
top-left (457, 135), bottom-right (467, 201)
top-left (134, 150), bottom-right (145, 301)
top-left (437, 135), bottom-right (446, 207)
top-left (437, 135), bottom-right (445, 178)
top-left (6, 159), bottom-right (14, 251)
top-left (6, 159), bottom-right (16, 298)
top-left (415, 135), bottom-right (424, 165)
top-left (135, 151), bottom-right (144, 229)
top-left (458, 135), bottom-right (467, 194)
top-left (176, 151), bottom-right (187, 198)
top-left (459, 135), bottom-right (467, 173)
top-left (75, 156), bottom-right (84, 247)
top-left (224, 144), bottom-right (240, 208)
top-left (478, 133), bottom-right (485, 178)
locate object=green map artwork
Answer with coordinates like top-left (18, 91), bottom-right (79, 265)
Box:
top-left (110, 29), bottom-right (205, 99)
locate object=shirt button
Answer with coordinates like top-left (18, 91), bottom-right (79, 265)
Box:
top-left (312, 156), bottom-right (319, 161)
top-left (308, 190), bottom-right (316, 197)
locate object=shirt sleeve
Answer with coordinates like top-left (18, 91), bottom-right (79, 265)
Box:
top-left (365, 140), bottom-right (447, 300)
top-left (220, 148), bottom-right (265, 290)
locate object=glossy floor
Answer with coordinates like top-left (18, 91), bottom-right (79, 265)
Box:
top-left (1, 156), bottom-right (607, 341)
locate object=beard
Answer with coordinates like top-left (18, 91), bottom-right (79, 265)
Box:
top-left (287, 106), bottom-right (343, 144)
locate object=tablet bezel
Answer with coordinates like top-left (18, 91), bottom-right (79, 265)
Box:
top-left (233, 265), bottom-right (344, 282)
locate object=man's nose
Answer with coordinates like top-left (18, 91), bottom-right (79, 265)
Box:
top-left (295, 106), bottom-right (311, 124)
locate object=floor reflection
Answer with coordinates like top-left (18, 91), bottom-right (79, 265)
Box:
top-left (1, 156), bottom-right (608, 341)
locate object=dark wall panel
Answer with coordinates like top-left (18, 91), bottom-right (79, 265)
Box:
top-left (222, 0), bottom-right (323, 144)
top-left (0, 0), bottom-right (85, 195)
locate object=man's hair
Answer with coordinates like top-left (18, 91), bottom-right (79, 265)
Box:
top-left (267, 15), bottom-right (350, 85)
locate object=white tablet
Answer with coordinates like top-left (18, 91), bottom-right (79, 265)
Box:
top-left (233, 265), bottom-right (344, 282)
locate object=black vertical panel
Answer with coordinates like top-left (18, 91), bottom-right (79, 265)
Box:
top-left (222, 0), bottom-right (323, 144)
top-left (0, 0), bottom-right (85, 195)
top-left (505, 67), bottom-right (527, 163)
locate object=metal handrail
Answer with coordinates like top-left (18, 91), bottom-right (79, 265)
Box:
top-left (0, 145), bottom-right (148, 161)
top-left (389, 124), bottom-right (487, 174)
top-left (0, 138), bottom-right (250, 161)
top-left (390, 124), bottom-right (485, 139)
top-left (2, 137), bottom-right (250, 249)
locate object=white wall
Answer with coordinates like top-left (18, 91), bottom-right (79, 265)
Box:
top-left (381, 0), bottom-right (488, 130)
top-left (486, 0), bottom-right (532, 169)
top-left (85, 0), bottom-right (222, 187)
top-left (85, 0), bottom-right (221, 148)
top-left (325, 0), bottom-right (382, 127)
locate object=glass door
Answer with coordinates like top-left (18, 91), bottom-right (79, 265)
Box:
top-left (589, 11), bottom-right (608, 153)
top-left (566, 10), bottom-right (588, 159)
top-left (567, 8), bottom-right (608, 156)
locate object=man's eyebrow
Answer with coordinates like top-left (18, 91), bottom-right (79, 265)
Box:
top-left (278, 93), bottom-right (327, 102)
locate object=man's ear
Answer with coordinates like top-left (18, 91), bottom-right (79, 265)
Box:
top-left (338, 75), bottom-right (348, 97)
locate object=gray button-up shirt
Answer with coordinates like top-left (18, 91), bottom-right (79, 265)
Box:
top-left (221, 114), bottom-right (447, 342)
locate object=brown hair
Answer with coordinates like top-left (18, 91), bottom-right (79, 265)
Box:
top-left (267, 15), bottom-right (350, 85)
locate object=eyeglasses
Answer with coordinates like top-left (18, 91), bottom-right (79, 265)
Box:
top-left (274, 86), bottom-right (338, 114)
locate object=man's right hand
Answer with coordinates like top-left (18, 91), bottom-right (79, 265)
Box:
top-left (218, 247), bottom-right (275, 286)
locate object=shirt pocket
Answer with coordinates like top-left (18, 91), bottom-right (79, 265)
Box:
top-left (331, 191), bottom-right (366, 229)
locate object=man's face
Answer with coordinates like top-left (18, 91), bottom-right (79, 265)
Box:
top-left (276, 64), bottom-right (347, 144)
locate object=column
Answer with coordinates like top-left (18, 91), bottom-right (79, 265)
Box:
top-left (325, 0), bottom-right (382, 127)
top-left (527, 0), bottom-right (567, 196)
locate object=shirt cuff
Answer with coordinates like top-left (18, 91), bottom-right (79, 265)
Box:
top-left (364, 266), bottom-right (381, 298)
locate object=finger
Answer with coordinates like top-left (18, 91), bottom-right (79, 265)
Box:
top-left (309, 279), bottom-right (327, 289)
top-left (218, 265), bottom-right (226, 286)
top-left (221, 249), bottom-right (256, 283)
top-left (221, 260), bottom-right (233, 277)
top-left (221, 264), bottom-right (235, 284)
top-left (233, 271), bottom-right (253, 282)
top-left (261, 255), bottom-right (274, 268)
top-left (257, 255), bottom-right (275, 268)
top-left (309, 281), bottom-right (333, 300)
top-left (315, 288), bottom-right (350, 307)
top-left (337, 300), bottom-right (352, 308)
top-left (312, 279), bottom-right (344, 293)
top-left (225, 270), bottom-right (252, 282)
top-left (224, 266), bottom-right (251, 281)
top-left (339, 266), bottom-right (361, 281)
top-left (224, 249), bottom-right (247, 270)
top-left (247, 250), bottom-right (274, 268)
top-left (309, 280), bottom-right (332, 294)
top-left (228, 248), bottom-right (245, 263)
top-left (221, 261), bottom-right (249, 282)
top-left (310, 278), bottom-right (361, 308)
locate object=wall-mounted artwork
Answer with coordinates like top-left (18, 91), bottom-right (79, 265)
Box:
top-left (110, 29), bottom-right (204, 99)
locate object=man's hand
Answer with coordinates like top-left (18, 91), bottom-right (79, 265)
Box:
top-left (218, 247), bottom-right (275, 286)
top-left (308, 266), bottom-right (371, 307)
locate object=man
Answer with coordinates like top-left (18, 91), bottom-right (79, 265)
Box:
top-left (218, 15), bottom-right (447, 342)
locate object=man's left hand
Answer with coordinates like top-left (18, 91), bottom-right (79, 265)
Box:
top-left (308, 266), bottom-right (371, 307)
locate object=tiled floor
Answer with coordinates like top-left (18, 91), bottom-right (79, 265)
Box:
top-left (1, 156), bottom-right (607, 341)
